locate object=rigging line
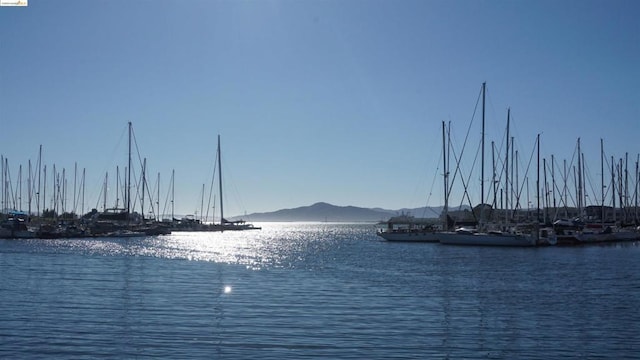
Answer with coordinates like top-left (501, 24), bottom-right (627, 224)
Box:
top-left (446, 86), bottom-right (483, 197)
top-left (98, 125), bottom-right (128, 194)
top-left (513, 135), bottom-right (539, 213)
top-left (450, 85), bottom-right (484, 210)
top-left (161, 171), bottom-right (174, 220)
top-left (421, 144), bottom-right (443, 218)
top-left (582, 159), bottom-right (599, 207)
top-left (205, 146), bottom-right (219, 222)
top-left (130, 128), bottom-right (155, 215)
top-left (447, 136), bottom-right (477, 217)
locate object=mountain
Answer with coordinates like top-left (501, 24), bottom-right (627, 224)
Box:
top-left (228, 202), bottom-right (449, 222)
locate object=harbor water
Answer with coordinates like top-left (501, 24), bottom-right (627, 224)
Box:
top-left (1, 223), bottom-right (639, 359)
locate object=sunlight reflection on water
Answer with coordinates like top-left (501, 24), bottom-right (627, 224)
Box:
top-left (36, 222), bottom-right (376, 271)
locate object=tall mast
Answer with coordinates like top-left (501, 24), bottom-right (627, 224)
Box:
top-left (491, 141), bottom-right (497, 209)
top-left (18, 164), bottom-right (22, 211)
top-left (551, 154), bottom-right (557, 212)
top-left (28, 160), bottom-right (32, 215)
top-left (43, 165), bottom-right (46, 213)
top-left (1, 155), bottom-right (4, 212)
top-left (116, 166), bottom-right (120, 208)
top-left (142, 158), bottom-right (146, 220)
top-left (200, 183), bottom-right (205, 223)
top-left (543, 158), bottom-right (548, 223)
top-left (505, 108), bottom-right (510, 220)
top-left (600, 139), bottom-right (605, 223)
top-left (157, 172), bottom-right (160, 222)
top-left (515, 150), bottom-right (520, 212)
top-left (73, 162), bottom-right (77, 215)
top-left (625, 152), bottom-right (629, 223)
top-left (127, 121), bottom-right (132, 215)
top-left (635, 154), bottom-right (640, 225)
top-left (577, 138), bottom-right (582, 215)
top-left (442, 121), bottom-right (448, 231)
top-left (536, 134), bottom-right (540, 222)
top-left (82, 168), bottom-right (85, 216)
top-left (103, 172), bottom-right (108, 212)
top-left (218, 135), bottom-right (224, 228)
top-left (481, 82), bottom-right (486, 207)
top-left (37, 145), bottom-right (42, 215)
top-left (171, 169), bottom-right (175, 220)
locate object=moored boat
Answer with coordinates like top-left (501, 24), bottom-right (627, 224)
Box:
top-left (437, 227), bottom-right (536, 247)
top-left (377, 215), bottom-right (440, 242)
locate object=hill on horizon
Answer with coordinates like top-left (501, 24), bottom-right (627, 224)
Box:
top-left (228, 202), bottom-right (447, 222)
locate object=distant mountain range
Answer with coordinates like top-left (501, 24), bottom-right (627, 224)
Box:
top-left (228, 202), bottom-right (448, 222)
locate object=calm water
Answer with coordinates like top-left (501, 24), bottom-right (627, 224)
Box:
top-left (1, 223), bottom-right (639, 359)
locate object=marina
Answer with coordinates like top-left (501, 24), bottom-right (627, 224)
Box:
top-left (377, 83), bottom-right (640, 247)
top-left (2, 2), bottom-right (639, 359)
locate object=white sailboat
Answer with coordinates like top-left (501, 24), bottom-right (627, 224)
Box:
top-left (214, 135), bottom-right (260, 232)
top-left (437, 83), bottom-right (540, 247)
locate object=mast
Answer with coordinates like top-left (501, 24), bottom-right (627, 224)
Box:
top-left (543, 158), bottom-right (549, 223)
top-left (73, 162), bottom-right (77, 215)
top-left (491, 141), bottom-right (497, 209)
top-left (171, 169), bottom-right (175, 221)
top-left (636, 155), bottom-right (639, 224)
top-left (442, 121), bottom-right (448, 231)
top-left (481, 82), bottom-right (486, 207)
top-left (37, 145), bottom-right (42, 215)
top-left (577, 138), bottom-right (582, 215)
top-left (515, 149), bottom-right (520, 212)
top-left (536, 134), bottom-right (540, 222)
top-left (127, 122), bottom-right (132, 215)
top-left (142, 158), bottom-right (146, 220)
top-left (1, 155), bottom-right (4, 212)
top-left (600, 139), bottom-right (604, 224)
top-left (28, 160), bottom-right (31, 215)
top-left (551, 154), bottom-right (557, 213)
top-left (200, 183), bottom-right (205, 223)
top-left (43, 165), bottom-right (46, 213)
top-left (218, 135), bottom-right (224, 228)
top-left (82, 168), bottom-right (85, 216)
top-left (624, 152), bottom-right (631, 223)
top-left (103, 172), bottom-right (108, 212)
top-left (116, 166), bottom-right (120, 209)
top-left (18, 164), bottom-right (22, 211)
top-left (505, 108), bottom-right (510, 221)
top-left (157, 172), bottom-right (160, 222)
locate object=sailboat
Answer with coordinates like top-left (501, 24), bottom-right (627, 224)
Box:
top-left (376, 121), bottom-right (448, 242)
top-left (172, 135), bottom-right (260, 232)
top-left (437, 83), bottom-right (543, 246)
top-left (214, 135), bottom-right (260, 231)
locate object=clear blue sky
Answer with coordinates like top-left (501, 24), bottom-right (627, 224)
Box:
top-left (1, 0), bottom-right (638, 218)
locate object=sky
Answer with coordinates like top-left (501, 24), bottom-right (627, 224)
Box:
top-left (1, 0), bottom-right (639, 219)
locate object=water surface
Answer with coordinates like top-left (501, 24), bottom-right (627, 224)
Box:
top-left (1, 223), bottom-right (639, 358)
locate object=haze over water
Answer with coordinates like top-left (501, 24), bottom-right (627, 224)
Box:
top-left (1, 223), bottom-right (638, 359)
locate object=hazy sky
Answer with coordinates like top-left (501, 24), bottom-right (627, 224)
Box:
top-left (1, 0), bottom-right (638, 219)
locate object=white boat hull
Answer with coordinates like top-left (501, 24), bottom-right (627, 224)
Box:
top-left (578, 230), bottom-right (640, 243)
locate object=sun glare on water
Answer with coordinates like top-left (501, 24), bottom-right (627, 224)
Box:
top-left (224, 286), bottom-right (232, 294)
